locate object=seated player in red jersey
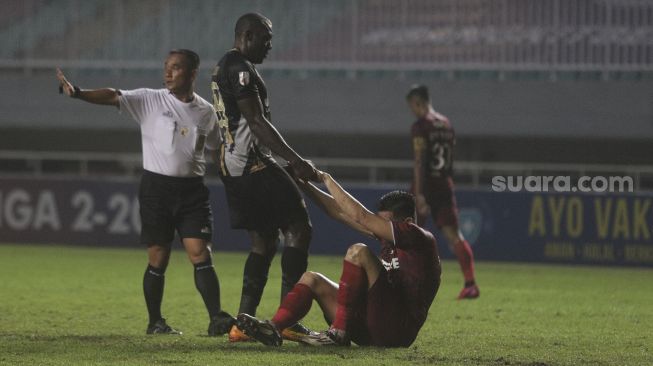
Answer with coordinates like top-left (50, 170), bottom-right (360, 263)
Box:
top-left (406, 84), bottom-right (479, 300)
top-left (235, 170), bottom-right (442, 347)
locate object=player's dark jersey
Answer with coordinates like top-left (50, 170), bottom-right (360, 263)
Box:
top-left (211, 49), bottom-right (275, 177)
top-left (379, 221), bottom-right (441, 338)
top-left (411, 111), bottom-right (455, 179)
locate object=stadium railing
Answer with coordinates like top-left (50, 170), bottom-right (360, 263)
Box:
top-left (1, 150), bottom-right (652, 191)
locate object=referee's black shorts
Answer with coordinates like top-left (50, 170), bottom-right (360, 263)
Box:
top-left (139, 170), bottom-right (213, 246)
top-left (220, 163), bottom-right (310, 231)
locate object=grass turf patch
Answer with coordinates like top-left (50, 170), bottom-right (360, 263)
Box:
top-left (0, 244), bottom-right (651, 365)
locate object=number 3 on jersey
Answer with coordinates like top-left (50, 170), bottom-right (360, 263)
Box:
top-left (429, 141), bottom-right (452, 177)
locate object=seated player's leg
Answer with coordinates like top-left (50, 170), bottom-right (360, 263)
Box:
top-left (343, 243), bottom-right (384, 288)
top-left (237, 271), bottom-right (338, 346)
top-left (300, 272), bottom-right (338, 324)
top-left (273, 271), bottom-right (333, 343)
top-left (304, 243), bottom-right (384, 346)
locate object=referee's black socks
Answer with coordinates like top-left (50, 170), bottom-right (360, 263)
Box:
top-left (193, 259), bottom-right (222, 319)
top-left (281, 246), bottom-right (308, 303)
top-left (143, 265), bottom-right (165, 325)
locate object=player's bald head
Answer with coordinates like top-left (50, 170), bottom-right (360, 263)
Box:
top-left (235, 13), bottom-right (272, 37)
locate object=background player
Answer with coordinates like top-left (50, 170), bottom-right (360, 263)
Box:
top-left (56, 49), bottom-right (235, 335)
top-left (406, 84), bottom-right (479, 300)
top-left (236, 171), bottom-right (441, 347)
top-left (210, 13), bottom-right (317, 342)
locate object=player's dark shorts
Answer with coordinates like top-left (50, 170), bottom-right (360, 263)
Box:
top-left (219, 163), bottom-right (310, 231)
top-left (139, 170), bottom-right (213, 246)
top-left (347, 269), bottom-right (424, 347)
top-left (423, 176), bottom-right (459, 228)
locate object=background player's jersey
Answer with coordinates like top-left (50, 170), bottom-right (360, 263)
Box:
top-left (380, 221), bottom-right (441, 335)
top-left (211, 49), bottom-right (275, 177)
top-left (411, 111), bottom-right (455, 179)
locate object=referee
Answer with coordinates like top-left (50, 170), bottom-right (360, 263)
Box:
top-left (56, 49), bottom-right (235, 336)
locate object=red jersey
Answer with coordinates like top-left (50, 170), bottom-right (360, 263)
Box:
top-left (379, 221), bottom-right (441, 340)
top-left (411, 111), bottom-right (455, 179)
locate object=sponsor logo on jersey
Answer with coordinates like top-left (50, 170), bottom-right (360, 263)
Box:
top-left (239, 71), bottom-right (250, 86)
top-left (201, 226), bottom-right (211, 234)
top-left (163, 110), bottom-right (173, 118)
top-left (382, 257), bottom-right (400, 270)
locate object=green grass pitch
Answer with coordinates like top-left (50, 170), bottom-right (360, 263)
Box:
top-left (0, 244), bottom-right (651, 366)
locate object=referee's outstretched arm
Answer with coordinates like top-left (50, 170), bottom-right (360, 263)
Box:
top-left (56, 68), bottom-right (119, 107)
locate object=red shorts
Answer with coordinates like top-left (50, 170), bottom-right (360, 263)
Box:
top-left (347, 270), bottom-right (417, 347)
top-left (421, 177), bottom-right (459, 228)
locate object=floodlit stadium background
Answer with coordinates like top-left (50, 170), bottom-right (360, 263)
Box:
top-left (1, 0), bottom-right (652, 263)
top-left (1, 2), bottom-right (653, 365)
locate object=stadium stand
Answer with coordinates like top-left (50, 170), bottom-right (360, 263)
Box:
top-left (0, 0), bottom-right (651, 185)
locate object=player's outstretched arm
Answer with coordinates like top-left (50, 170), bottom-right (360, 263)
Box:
top-left (237, 97), bottom-right (316, 181)
top-left (318, 171), bottom-right (394, 242)
top-left (56, 68), bottom-right (120, 107)
top-left (295, 178), bottom-right (374, 237)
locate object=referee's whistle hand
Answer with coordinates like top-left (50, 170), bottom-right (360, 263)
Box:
top-left (56, 68), bottom-right (74, 97)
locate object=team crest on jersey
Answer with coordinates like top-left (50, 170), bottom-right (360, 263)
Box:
top-left (239, 71), bottom-right (250, 86)
top-left (180, 126), bottom-right (189, 136)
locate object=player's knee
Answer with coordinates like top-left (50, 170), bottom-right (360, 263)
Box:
top-left (189, 252), bottom-right (210, 265)
top-left (298, 271), bottom-right (318, 287)
top-left (186, 245), bottom-right (211, 264)
top-left (148, 245), bottom-right (171, 268)
top-left (345, 243), bottom-right (369, 264)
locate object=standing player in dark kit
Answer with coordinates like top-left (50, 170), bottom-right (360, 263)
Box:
top-left (56, 49), bottom-right (235, 335)
top-left (406, 84), bottom-right (479, 299)
top-left (210, 13), bottom-right (317, 342)
top-left (236, 170), bottom-right (441, 347)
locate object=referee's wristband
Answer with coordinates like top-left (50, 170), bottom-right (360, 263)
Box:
top-left (72, 85), bottom-right (81, 98)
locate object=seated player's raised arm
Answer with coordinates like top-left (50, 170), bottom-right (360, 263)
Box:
top-left (295, 177), bottom-right (374, 238)
top-left (319, 171), bottom-right (394, 242)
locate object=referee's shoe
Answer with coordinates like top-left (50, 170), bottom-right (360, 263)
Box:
top-left (146, 318), bottom-right (182, 335)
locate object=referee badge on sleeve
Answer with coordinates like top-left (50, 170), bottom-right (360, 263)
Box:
top-left (238, 71), bottom-right (250, 86)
